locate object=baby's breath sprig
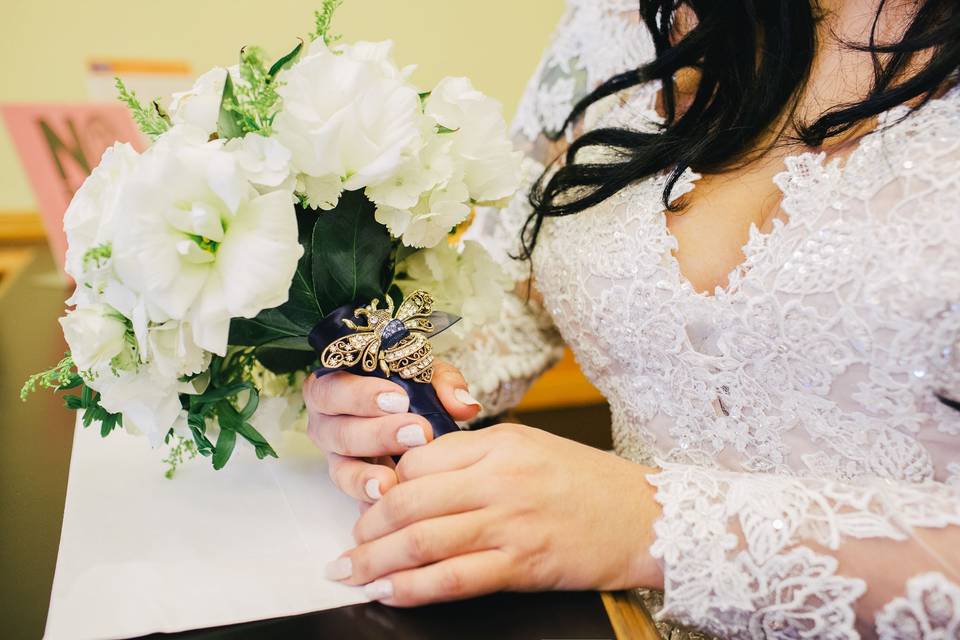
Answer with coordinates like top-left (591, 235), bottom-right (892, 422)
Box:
top-left (312, 0), bottom-right (344, 45)
top-left (20, 354), bottom-right (81, 401)
top-left (162, 434), bottom-right (198, 479)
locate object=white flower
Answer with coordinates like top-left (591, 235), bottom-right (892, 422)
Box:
top-left (59, 304), bottom-right (129, 372)
top-left (82, 318), bottom-right (210, 447)
top-left (365, 126), bottom-right (456, 210)
top-left (111, 131), bottom-right (303, 355)
top-left (168, 67), bottom-right (230, 136)
top-left (63, 142), bottom-right (140, 283)
top-left (88, 362), bottom-right (184, 447)
top-left (425, 77), bottom-right (521, 204)
top-left (274, 39), bottom-right (423, 209)
top-left (375, 179), bottom-right (471, 248)
top-left (224, 133), bottom-right (294, 192)
top-left (146, 320), bottom-right (211, 381)
top-left (396, 240), bottom-right (510, 352)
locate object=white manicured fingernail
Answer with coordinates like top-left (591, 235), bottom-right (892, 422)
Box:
top-left (364, 478), bottom-right (382, 501)
top-left (396, 424), bottom-right (427, 447)
top-left (364, 579), bottom-right (394, 600)
top-left (325, 557), bottom-right (353, 581)
top-left (377, 392), bottom-right (409, 414)
top-left (454, 388), bottom-right (481, 408)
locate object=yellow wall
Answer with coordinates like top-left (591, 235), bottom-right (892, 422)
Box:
top-left (0, 0), bottom-right (564, 212)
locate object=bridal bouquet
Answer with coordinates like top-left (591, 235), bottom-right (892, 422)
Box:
top-left (22, 1), bottom-right (519, 475)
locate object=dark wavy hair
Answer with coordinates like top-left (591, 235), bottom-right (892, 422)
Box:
top-left (522, 0), bottom-right (959, 259)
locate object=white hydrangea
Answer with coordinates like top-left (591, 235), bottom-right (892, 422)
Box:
top-left (425, 77), bottom-right (522, 204)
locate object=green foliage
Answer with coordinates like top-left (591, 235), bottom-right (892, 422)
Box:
top-left (311, 190), bottom-right (393, 313)
top-left (24, 355), bottom-right (121, 437)
top-left (312, 0), bottom-right (344, 45)
top-left (114, 78), bottom-right (170, 139)
top-left (20, 355), bottom-right (81, 401)
top-left (183, 350), bottom-right (278, 470)
top-left (66, 383), bottom-right (123, 437)
top-left (217, 47), bottom-right (280, 137)
top-left (216, 40), bottom-right (305, 139)
top-left (162, 434), bottom-right (198, 479)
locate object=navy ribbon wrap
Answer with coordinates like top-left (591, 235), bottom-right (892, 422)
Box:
top-left (308, 302), bottom-right (462, 440)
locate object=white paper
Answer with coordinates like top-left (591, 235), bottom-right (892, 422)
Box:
top-left (45, 420), bottom-right (368, 640)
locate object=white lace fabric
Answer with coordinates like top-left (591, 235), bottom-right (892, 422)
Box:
top-left (453, 2), bottom-right (960, 638)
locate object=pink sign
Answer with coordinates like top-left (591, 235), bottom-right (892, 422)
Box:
top-left (2, 104), bottom-right (146, 271)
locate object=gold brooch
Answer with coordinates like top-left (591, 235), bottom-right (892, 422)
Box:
top-left (320, 290), bottom-right (438, 383)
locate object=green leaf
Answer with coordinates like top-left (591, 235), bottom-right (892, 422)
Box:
top-left (311, 189), bottom-right (393, 313)
top-left (255, 345), bottom-right (318, 374)
top-left (234, 421), bottom-right (278, 460)
top-left (268, 40), bottom-right (303, 78)
top-left (212, 424), bottom-right (237, 470)
top-left (217, 73), bottom-right (244, 140)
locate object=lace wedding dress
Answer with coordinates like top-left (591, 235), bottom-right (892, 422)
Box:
top-left (448, 2), bottom-right (960, 638)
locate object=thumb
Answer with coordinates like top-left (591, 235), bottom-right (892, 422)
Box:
top-left (431, 359), bottom-right (482, 422)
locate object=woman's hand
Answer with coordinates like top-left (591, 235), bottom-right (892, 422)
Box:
top-left (325, 423), bottom-right (665, 606)
top-left (302, 360), bottom-right (482, 505)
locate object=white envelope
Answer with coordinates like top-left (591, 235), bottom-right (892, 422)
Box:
top-left (45, 420), bottom-right (369, 640)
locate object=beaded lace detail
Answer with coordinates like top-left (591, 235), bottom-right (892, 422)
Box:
top-left (458, 2), bottom-right (960, 637)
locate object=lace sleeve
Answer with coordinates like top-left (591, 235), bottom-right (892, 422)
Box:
top-left (447, 1), bottom-right (654, 416)
top-left (647, 464), bottom-right (960, 639)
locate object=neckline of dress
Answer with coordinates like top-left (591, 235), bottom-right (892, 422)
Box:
top-left (642, 84), bottom-right (960, 302)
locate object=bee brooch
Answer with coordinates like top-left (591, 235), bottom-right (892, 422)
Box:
top-left (319, 290), bottom-right (442, 383)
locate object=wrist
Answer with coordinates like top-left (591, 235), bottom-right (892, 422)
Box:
top-left (624, 464), bottom-right (665, 591)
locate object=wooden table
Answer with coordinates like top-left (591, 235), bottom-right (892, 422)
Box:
top-left (0, 247), bottom-right (661, 640)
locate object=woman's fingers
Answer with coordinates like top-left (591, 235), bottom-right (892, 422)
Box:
top-left (394, 428), bottom-right (491, 482)
top-left (307, 411), bottom-right (433, 458)
top-left (364, 549), bottom-right (515, 607)
top-left (431, 360), bottom-right (482, 422)
top-left (352, 468), bottom-right (488, 543)
top-left (325, 452), bottom-right (399, 503)
top-left (303, 371), bottom-right (409, 417)
top-left (335, 511), bottom-right (491, 586)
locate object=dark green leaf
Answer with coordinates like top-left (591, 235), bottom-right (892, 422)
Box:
top-left (237, 386), bottom-right (259, 422)
top-left (255, 345), bottom-right (318, 374)
top-left (311, 190), bottom-right (392, 313)
top-left (234, 420), bottom-right (278, 460)
top-left (268, 40), bottom-right (303, 78)
top-left (217, 73), bottom-right (243, 140)
top-left (212, 425), bottom-right (237, 470)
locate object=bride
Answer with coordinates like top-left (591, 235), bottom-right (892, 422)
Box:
top-left (303, 1), bottom-right (960, 637)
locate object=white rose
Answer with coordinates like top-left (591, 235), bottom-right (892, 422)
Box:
top-left (59, 303), bottom-right (129, 372)
top-left (111, 132), bottom-right (303, 355)
top-left (425, 77), bottom-right (521, 203)
top-left (63, 142), bottom-right (140, 283)
top-left (168, 67), bottom-right (231, 136)
top-left (375, 179), bottom-right (471, 248)
top-left (274, 39), bottom-right (422, 209)
top-left (225, 133), bottom-right (294, 192)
